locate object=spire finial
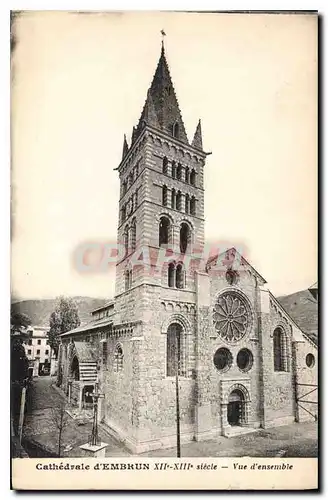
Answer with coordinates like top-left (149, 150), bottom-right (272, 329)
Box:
top-left (160, 29), bottom-right (166, 50)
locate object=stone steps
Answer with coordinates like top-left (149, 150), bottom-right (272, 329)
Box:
top-left (224, 426), bottom-right (258, 438)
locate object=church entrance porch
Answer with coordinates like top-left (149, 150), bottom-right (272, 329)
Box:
top-left (220, 380), bottom-right (254, 437)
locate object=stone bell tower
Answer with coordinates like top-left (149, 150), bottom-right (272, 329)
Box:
top-left (114, 42), bottom-right (207, 305)
top-left (109, 42), bottom-right (208, 452)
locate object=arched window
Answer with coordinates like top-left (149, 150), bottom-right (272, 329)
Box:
top-left (130, 219), bottom-right (136, 251)
top-left (114, 345), bottom-right (123, 372)
top-left (177, 163), bottom-right (183, 181)
top-left (273, 327), bottom-right (289, 372)
top-left (102, 341), bottom-right (108, 366)
top-left (171, 161), bottom-right (177, 179)
top-left (166, 323), bottom-right (185, 377)
top-left (163, 157), bottom-right (168, 175)
top-left (125, 269), bottom-right (132, 290)
top-left (159, 216), bottom-right (171, 246)
top-left (173, 122), bottom-right (180, 139)
top-left (185, 167), bottom-right (190, 184)
top-left (185, 194), bottom-right (190, 214)
top-left (121, 205), bottom-right (126, 224)
top-left (168, 262), bottom-right (175, 288)
top-left (124, 225), bottom-right (129, 253)
top-left (122, 180), bottom-right (128, 196)
top-left (176, 263), bottom-right (185, 289)
top-left (180, 222), bottom-right (191, 254)
top-left (135, 188), bottom-right (139, 209)
top-left (190, 196), bottom-right (196, 216)
top-left (162, 185), bottom-right (168, 206)
top-left (190, 169), bottom-right (196, 186)
top-left (128, 172), bottom-right (133, 187)
top-left (125, 270), bottom-right (129, 291)
top-left (171, 189), bottom-right (176, 209)
top-left (176, 190), bottom-right (182, 211)
top-left (71, 356), bottom-right (79, 381)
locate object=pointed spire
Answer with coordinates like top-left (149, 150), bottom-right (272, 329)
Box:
top-left (191, 119), bottom-right (203, 150)
top-left (122, 134), bottom-right (129, 159)
top-left (142, 90), bottom-right (160, 128)
top-left (135, 43), bottom-right (189, 145)
top-left (131, 126), bottom-right (138, 145)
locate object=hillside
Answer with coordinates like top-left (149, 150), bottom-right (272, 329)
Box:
top-left (277, 289), bottom-right (318, 344)
top-left (11, 296), bottom-right (108, 328)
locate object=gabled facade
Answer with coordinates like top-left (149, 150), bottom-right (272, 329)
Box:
top-left (58, 43), bottom-right (318, 453)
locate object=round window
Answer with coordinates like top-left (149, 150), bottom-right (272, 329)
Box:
top-left (213, 347), bottom-right (233, 372)
top-left (237, 348), bottom-right (253, 372)
top-left (305, 353), bottom-right (315, 368)
top-left (213, 291), bottom-right (252, 343)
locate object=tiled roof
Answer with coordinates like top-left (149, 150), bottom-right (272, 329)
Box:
top-left (60, 316), bottom-right (114, 337)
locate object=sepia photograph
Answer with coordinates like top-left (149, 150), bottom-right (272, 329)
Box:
top-left (10, 10), bottom-right (318, 490)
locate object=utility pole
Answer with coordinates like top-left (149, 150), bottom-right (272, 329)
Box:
top-left (67, 377), bottom-right (72, 405)
top-left (18, 378), bottom-right (28, 446)
top-left (175, 331), bottom-right (181, 458)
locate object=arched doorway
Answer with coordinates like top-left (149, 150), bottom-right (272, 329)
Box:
top-left (227, 389), bottom-right (244, 426)
top-left (82, 385), bottom-right (94, 407)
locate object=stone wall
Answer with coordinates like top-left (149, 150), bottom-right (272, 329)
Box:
top-left (101, 302), bottom-right (198, 453)
top-left (101, 335), bottom-right (136, 441)
top-left (261, 298), bottom-right (296, 427)
top-left (293, 335), bottom-right (318, 422)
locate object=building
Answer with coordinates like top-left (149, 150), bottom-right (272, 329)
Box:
top-left (24, 326), bottom-right (52, 377)
top-left (308, 282), bottom-right (318, 302)
top-left (57, 43), bottom-right (318, 453)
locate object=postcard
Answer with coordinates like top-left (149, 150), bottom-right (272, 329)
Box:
top-left (11, 10), bottom-right (318, 490)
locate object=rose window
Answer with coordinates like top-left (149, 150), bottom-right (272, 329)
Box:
top-left (213, 292), bottom-right (251, 343)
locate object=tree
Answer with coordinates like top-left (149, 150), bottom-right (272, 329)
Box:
top-left (51, 401), bottom-right (69, 457)
top-left (10, 309), bottom-right (31, 383)
top-left (10, 309), bottom-right (31, 437)
top-left (49, 297), bottom-right (80, 358)
top-left (11, 310), bottom-right (31, 335)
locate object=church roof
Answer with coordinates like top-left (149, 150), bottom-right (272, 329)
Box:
top-left (60, 315), bottom-right (114, 337)
top-left (73, 341), bottom-right (96, 362)
top-left (132, 44), bottom-right (190, 147)
top-left (206, 247), bottom-right (267, 285)
top-left (277, 288), bottom-right (318, 345)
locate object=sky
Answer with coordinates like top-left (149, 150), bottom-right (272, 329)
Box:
top-left (11, 11), bottom-right (317, 301)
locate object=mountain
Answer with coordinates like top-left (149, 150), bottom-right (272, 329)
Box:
top-left (11, 289), bottom-right (318, 344)
top-left (11, 296), bottom-right (108, 328)
top-left (277, 289), bottom-right (318, 344)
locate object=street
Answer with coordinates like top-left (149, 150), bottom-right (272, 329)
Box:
top-left (23, 376), bottom-right (318, 458)
top-left (23, 376), bottom-right (129, 457)
top-left (144, 421), bottom-right (318, 458)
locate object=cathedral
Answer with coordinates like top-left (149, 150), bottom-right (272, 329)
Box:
top-left (58, 43), bottom-right (317, 454)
